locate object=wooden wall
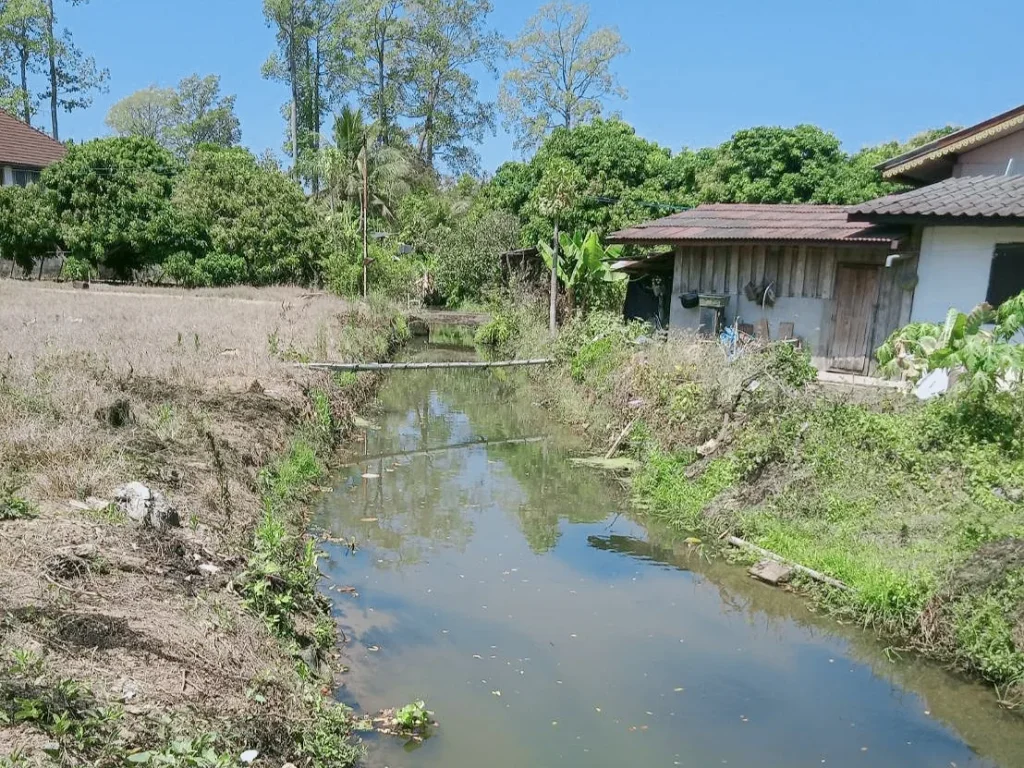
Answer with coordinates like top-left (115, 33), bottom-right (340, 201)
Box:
top-left (672, 242), bottom-right (895, 299)
top-left (671, 239), bottom-right (919, 369)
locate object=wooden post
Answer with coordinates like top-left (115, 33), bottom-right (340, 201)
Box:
top-left (362, 134), bottom-right (369, 298)
top-left (549, 218), bottom-right (559, 334)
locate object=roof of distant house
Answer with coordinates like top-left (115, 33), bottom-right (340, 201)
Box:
top-left (877, 103), bottom-right (1024, 185)
top-left (0, 109), bottom-right (66, 169)
top-left (849, 175), bottom-right (1024, 221)
top-left (608, 203), bottom-right (899, 245)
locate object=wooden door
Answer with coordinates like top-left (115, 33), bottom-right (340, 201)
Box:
top-left (828, 264), bottom-right (881, 374)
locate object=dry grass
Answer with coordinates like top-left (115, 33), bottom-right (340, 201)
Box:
top-left (0, 280), bottom-right (398, 761)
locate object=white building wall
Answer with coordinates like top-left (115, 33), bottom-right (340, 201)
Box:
top-left (912, 226), bottom-right (1024, 323)
top-left (954, 131), bottom-right (1024, 177)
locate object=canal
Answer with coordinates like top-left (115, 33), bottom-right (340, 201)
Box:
top-left (315, 335), bottom-right (1024, 767)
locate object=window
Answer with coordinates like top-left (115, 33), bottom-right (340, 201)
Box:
top-left (986, 243), bottom-right (1024, 308)
top-left (11, 169), bottom-right (40, 187)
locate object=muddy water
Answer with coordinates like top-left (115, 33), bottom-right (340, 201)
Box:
top-left (316, 338), bottom-right (1024, 768)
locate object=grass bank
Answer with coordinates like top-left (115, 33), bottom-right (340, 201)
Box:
top-left (482, 294), bottom-right (1024, 706)
top-left (0, 281), bottom-right (408, 766)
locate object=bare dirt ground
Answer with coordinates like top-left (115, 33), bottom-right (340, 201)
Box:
top-left (0, 280), bottom-right (396, 762)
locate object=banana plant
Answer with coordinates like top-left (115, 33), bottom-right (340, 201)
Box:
top-left (538, 230), bottom-right (627, 313)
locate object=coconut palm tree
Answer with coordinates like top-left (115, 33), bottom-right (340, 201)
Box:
top-left (319, 105), bottom-right (412, 295)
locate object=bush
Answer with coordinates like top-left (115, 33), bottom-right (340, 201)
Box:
top-left (0, 184), bottom-right (62, 274)
top-left (44, 137), bottom-right (200, 279)
top-left (173, 146), bottom-right (325, 285)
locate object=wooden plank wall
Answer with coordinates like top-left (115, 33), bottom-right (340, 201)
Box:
top-left (674, 242), bottom-right (894, 299)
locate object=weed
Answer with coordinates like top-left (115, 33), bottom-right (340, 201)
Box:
top-left (313, 615), bottom-right (336, 650)
top-left (267, 329), bottom-right (281, 356)
top-left (394, 700), bottom-right (430, 731)
top-left (154, 403), bottom-right (178, 441)
top-left (0, 481), bottom-right (37, 521)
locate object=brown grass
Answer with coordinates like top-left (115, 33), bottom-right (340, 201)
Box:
top-left (0, 280), bottom-right (397, 760)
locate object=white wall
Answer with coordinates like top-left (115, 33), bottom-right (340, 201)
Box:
top-left (912, 226), bottom-right (1024, 322)
top-left (1, 166), bottom-right (12, 186)
top-left (955, 131), bottom-right (1024, 177)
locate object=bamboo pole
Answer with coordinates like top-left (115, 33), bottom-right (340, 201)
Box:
top-left (726, 536), bottom-right (850, 591)
top-left (340, 435), bottom-right (548, 466)
top-left (299, 359), bottom-right (553, 372)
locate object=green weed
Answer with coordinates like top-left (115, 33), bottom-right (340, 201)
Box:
top-left (0, 481), bottom-right (37, 521)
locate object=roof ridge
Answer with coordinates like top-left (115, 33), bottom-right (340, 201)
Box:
top-left (0, 108), bottom-right (63, 147)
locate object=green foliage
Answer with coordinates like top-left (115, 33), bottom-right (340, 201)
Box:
top-left (126, 733), bottom-right (234, 767)
top-left (173, 146), bottom-right (324, 285)
top-left (0, 652), bottom-right (124, 764)
top-left (766, 342), bottom-right (818, 388)
top-left (62, 255), bottom-right (93, 282)
top-left (44, 137), bottom-right (198, 279)
top-left (632, 451), bottom-right (738, 531)
top-left (952, 569), bottom-right (1024, 684)
top-left (555, 310), bottom-right (647, 383)
top-left (393, 700), bottom-right (430, 731)
top-left (877, 293), bottom-right (1024, 394)
top-left (0, 183), bottom-right (60, 272)
top-left (538, 230), bottom-right (626, 313)
top-left (0, 481), bottom-right (37, 521)
top-left (475, 309), bottom-right (518, 349)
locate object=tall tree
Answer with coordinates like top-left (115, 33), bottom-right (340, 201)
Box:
top-left (167, 74), bottom-right (242, 155)
top-left (42, 0), bottom-right (108, 140)
top-left (499, 0), bottom-right (627, 152)
top-left (263, 0), bottom-right (311, 177)
top-left (337, 0), bottom-right (409, 147)
top-left (404, 0), bottom-right (501, 173)
top-left (0, 0), bottom-right (46, 124)
top-left (106, 76), bottom-right (241, 157)
top-left (105, 85), bottom-right (175, 142)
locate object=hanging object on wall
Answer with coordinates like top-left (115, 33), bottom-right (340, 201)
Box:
top-left (744, 280), bottom-right (776, 307)
top-left (679, 291), bottom-right (699, 309)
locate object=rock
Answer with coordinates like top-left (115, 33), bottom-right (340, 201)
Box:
top-left (198, 563), bottom-right (221, 575)
top-left (94, 399), bottom-right (135, 428)
top-left (749, 559), bottom-right (794, 586)
top-left (697, 438), bottom-right (719, 457)
top-left (114, 482), bottom-right (180, 530)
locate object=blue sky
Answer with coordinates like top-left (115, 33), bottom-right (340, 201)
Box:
top-left (60, 0), bottom-right (1022, 174)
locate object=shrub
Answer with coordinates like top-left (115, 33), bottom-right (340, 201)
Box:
top-left (0, 184), bottom-right (61, 274)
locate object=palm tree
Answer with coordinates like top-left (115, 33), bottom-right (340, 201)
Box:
top-left (320, 105), bottom-right (411, 295)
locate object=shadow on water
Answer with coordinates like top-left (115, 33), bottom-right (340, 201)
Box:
top-left (314, 336), bottom-right (1024, 768)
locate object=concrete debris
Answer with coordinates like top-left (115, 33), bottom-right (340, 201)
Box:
top-left (697, 438), bottom-right (719, 457)
top-left (749, 559), bottom-right (794, 586)
top-left (114, 482), bottom-right (180, 530)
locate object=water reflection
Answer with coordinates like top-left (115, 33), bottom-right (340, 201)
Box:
top-left (315, 341), bottom-right (1024, 768)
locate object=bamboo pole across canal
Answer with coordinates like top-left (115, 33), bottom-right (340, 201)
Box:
top-left (299, 358), bottom-right (553, 372)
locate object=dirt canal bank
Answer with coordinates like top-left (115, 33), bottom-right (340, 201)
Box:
top-left (316, 334), bottom-right (1024, 768)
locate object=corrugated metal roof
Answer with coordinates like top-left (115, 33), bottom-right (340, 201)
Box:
top-left (0, 109), bottom-right (66, 169)
top-left (849, 175), bottom-right (1024, 219)
top-left (609, 204), bottom-right (898, 244)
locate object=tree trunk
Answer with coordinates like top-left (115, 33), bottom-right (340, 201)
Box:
top-left (311, 33), bottom-right (322, 195)
top-left (45, 0), bottom-right (58, 139)
top-left (362, 135), bottom-right (369, 298)
top-left (288, 6), bottom-right (299, 180)
top-left (549, 219), bottom-right (559, 334)
top-left (19, 44), bottom-right (31, 125)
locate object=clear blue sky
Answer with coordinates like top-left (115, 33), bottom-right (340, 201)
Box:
top-left (60, 0), bottom-right (1023, 174)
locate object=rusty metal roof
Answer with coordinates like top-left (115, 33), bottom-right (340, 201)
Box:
top-left (0, 109), bottom-right (65, 169)
top-left (849, 175), bottom-right (1024, 220)
top-left (608, 204), bottom-right (898, 244)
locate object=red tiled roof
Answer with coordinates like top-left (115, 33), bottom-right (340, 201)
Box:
top-left (0, 109), bottom-right (66, 169)
top-left (609, 204), bottom-right (898, 244)
top-left (850, 175), bottom-right (1024, 220)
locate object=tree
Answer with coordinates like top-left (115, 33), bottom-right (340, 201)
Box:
top-left (335, 0), bottom-right (410, 148)
top-left (105, 85), bottom-right (176, 142)
top-left (44, 137), bottom-right (197, 278)
top-left (41, 0), bottom-right (108, 140)
top-left (319, 105), bottom-right (411, 293)
top-left (0, 0), bottom-right (46, 124)
top-left (538, 230), bottom-right (625, 313)
top-left (0, 182), bottom-right (60, 273)
top-left (263, 0), bottom-right (311, 177)
top-left (172, 145), bottom-right (324, 285)
top-left (404, 0), bottom-right (501, 173)
top-left (499, 1), bottom-right (628, 151)
top-left (535, 157), bottom-right (584, 331)
top-left (106, 76), bottom-right (241, 158)
top-left (166, 74), bottom-right (242, 156)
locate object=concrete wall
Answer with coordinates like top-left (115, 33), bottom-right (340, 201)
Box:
top-left (912, 226), bottom-right (1024, 322)
top-left (955, 131), bottom-right (1024, 177)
